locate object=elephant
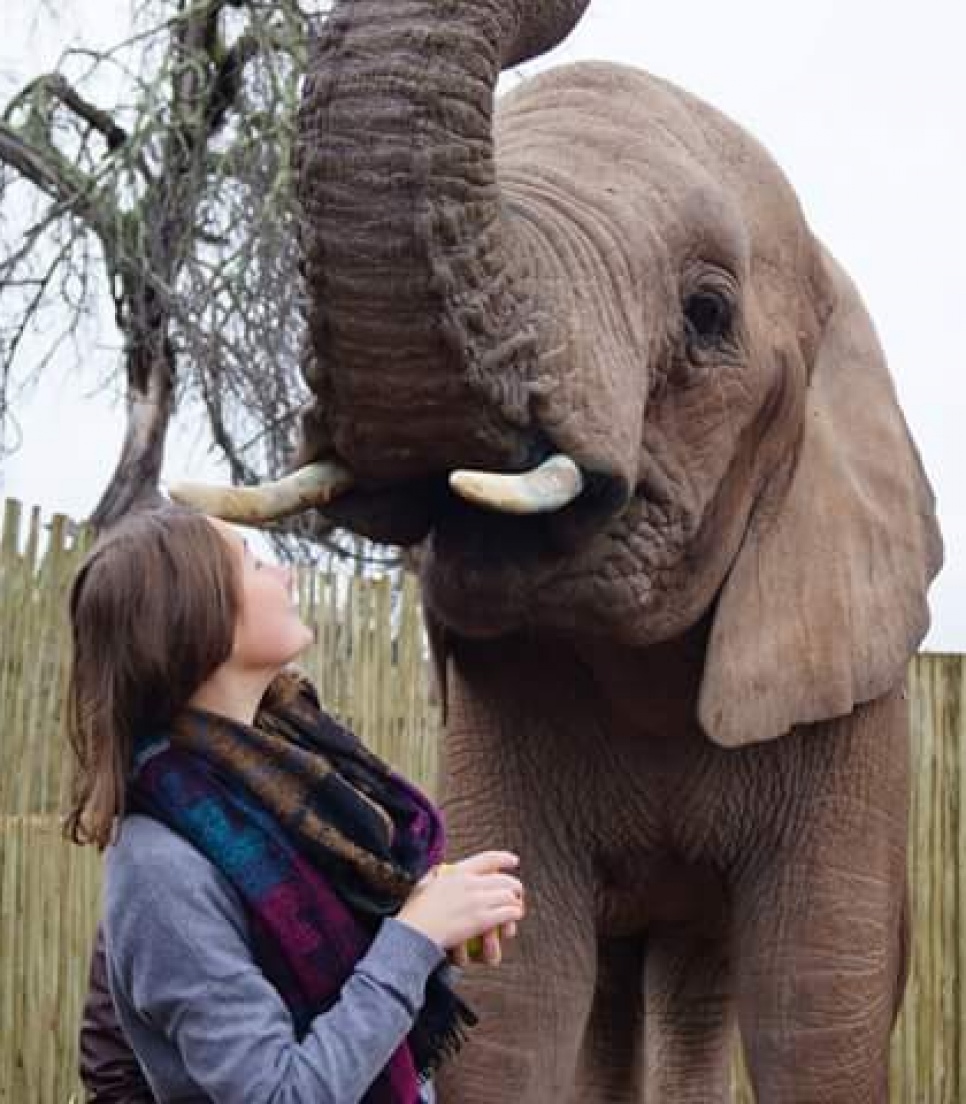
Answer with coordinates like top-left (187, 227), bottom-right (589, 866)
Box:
top-left (172, 1), bottom-right (943, 1101)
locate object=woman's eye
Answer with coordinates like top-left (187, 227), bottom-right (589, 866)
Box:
top-left (684, 290), bottom-right (733, 346)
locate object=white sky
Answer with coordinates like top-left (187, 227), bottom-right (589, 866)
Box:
top-left (3, 0), bottom-right (964, 648)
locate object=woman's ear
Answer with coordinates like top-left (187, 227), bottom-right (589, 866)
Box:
top-left (698, 254), bottom-right (942, 748)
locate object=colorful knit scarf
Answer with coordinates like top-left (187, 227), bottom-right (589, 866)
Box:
top-left (129, 675), bottom-right (475, 1103)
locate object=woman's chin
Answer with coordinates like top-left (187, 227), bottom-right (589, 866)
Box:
top-left (266, 622), bottom-right (316, 669)
top-left (293, 621), bottom-right (316, 658)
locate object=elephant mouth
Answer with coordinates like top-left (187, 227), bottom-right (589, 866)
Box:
top-left (433, 465), bottom-right (627, 564)
top-left (328, 460), bottom-right (629, 564)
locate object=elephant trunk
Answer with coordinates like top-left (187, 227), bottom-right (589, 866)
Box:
top-left (296, 0), bottom-right (591, 482)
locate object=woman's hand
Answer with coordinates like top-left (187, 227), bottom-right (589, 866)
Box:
top-left (397, 851), bottom-right (524, 964)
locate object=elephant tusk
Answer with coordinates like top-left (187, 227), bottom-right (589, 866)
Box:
top-left (449, 454), bottom-right (584, 515)
top-left (167, 462), bottom-right (354, 524)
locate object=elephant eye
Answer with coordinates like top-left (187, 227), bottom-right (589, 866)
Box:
top-left (684, 289), bottom-right (733, 347)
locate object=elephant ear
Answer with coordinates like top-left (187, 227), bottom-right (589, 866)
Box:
top-left (698, 255), bottom-right (942, 748)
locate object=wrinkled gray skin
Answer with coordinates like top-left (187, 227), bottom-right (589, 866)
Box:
top-left (292, 2), bottom-right (943, 1100)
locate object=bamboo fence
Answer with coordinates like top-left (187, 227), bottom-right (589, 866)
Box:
top-left (0, 497), bottom-right (962, 1102)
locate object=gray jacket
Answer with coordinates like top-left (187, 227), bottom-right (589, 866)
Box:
top-left (103, 814), bottom-right (442, 1103)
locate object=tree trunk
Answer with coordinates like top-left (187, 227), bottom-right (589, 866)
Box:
top-left (91, 3), bottom-right (238, 530)
top-left (88, 334), bottom-right (174, 530)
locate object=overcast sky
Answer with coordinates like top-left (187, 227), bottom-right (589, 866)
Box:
top-left (3, 0), bottom-right (964, 648)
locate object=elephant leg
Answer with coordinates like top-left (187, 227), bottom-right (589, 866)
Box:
top-left (732, 723), bottom-right (909, 1103)
top-left (433, 643), bottom-right (608, 1103)
top-left (734, 860), bottom-right (906, 1103)
top-left (434, 902), bottom-right (597, 1104)
top-left (573, 936), bottom-right (647, 1103)
top-left (642, 928), bottom-right (734, 1103)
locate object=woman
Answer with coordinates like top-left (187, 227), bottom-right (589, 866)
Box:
top-left (66, 506), bottom-right (524, 1103)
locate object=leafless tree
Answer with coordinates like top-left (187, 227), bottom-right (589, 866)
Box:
top-left (0, 0), bottom-right (344, 549)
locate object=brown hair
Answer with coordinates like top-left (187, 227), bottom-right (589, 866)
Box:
top-left (64, 507), bottom-right (240, 848)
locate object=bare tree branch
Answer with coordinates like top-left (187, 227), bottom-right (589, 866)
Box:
top-left (0, 121), bottom-right (117, 242)
top-left (4, 73), bottom-right (129, 149)
top-left (1, 1), bottom-right (341, 543)
top-left (0, 199), bottom-right (68, 278)
top-left (1, 235), bottom-right (73, 375)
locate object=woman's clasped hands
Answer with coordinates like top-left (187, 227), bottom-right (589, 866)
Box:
top-left (397, 851), bottom-right (524, 967)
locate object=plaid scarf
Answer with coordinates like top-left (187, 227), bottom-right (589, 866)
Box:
top-left (129, 674), bottom-right (475, 1103)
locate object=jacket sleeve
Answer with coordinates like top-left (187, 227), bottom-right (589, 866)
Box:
top-left (79, 922), bottom-right (155, 1104)
top-left (105, 830), bottom-right (445, 1104)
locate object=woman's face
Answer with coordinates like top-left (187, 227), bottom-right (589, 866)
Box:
top-left (212, 520), bottom-right (314, 672)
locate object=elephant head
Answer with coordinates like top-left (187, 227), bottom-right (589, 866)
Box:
top-left (174, 0), bottom-right (942, 748)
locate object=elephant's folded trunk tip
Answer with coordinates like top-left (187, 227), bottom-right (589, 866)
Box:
top-left (167, 462), bottom-right (354, 525)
